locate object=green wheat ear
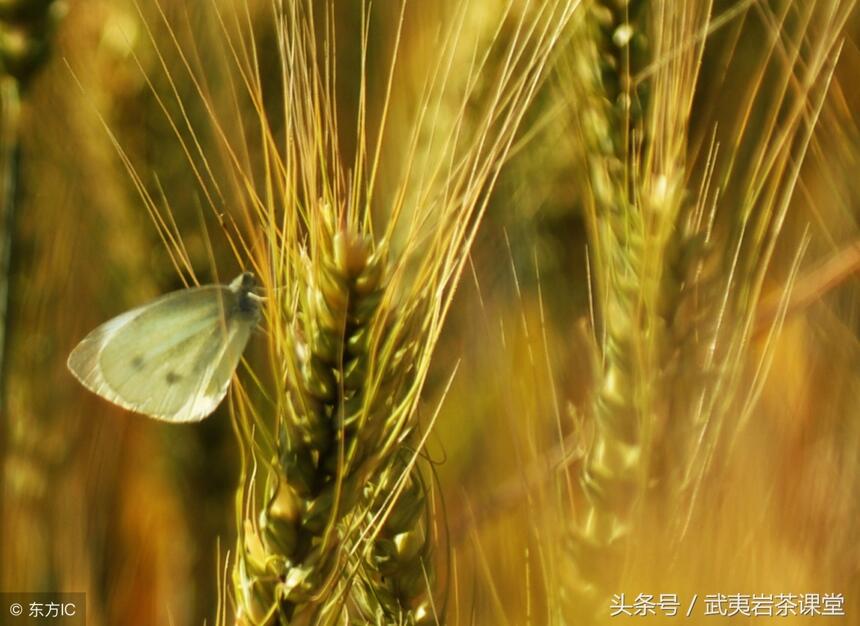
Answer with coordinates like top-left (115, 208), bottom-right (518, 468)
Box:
top-left (561, 0), bottom-right (651, 617)
top-left (236, 200), bottom-right (439, 625)
top-left (351, 453), bottom-right (437, 626)
top-left (221, 1), bottom-right (577, 621)
top-left (236, 210), bottom-right (387, 620)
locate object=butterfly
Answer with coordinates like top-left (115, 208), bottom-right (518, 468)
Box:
top-left (67, 272), bottom-right (261, 422)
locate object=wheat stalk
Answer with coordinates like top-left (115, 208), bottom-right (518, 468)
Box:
top-left (557, 1), bottom-right (856, 621)
top-left (201, 1), bottom-right (580, 624)
top-left (347, 453), bottom-right (438, 626)
top-left (559, 1), bottom-right (652, 616)
top-left (235, 208), bottom-right (409, 624)
top-left (0, 0), bottom-right (66, 434)
top-left (0, 0), bottom-right (69, 596)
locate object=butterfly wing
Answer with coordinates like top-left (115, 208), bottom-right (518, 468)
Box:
top-left (67, 285), bottom-right (255, 422)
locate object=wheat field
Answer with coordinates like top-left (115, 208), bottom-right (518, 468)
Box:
top-left (0, 1), bottom-right (858, 625)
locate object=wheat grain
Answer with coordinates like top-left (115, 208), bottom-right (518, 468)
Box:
top-left (225, 1), bottom-right (577, 623)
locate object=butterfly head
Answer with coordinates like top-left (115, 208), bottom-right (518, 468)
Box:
top-left (230, 272), bottom-right (262, 320)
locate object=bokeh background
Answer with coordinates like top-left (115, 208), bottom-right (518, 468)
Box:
top-left (0, 1), bottom-right (858, 624)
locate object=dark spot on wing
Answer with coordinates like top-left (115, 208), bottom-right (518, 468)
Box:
top-left (131, 355), bottom-right (144, 370)
top-left (166, 371), bottom-right (182, 385)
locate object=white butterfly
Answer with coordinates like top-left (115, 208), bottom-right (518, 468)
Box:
top-left (67, 272), bottom-right (261, 423)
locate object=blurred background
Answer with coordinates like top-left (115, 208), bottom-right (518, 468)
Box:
top-left (0, 1), bottom-right (858, 624)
